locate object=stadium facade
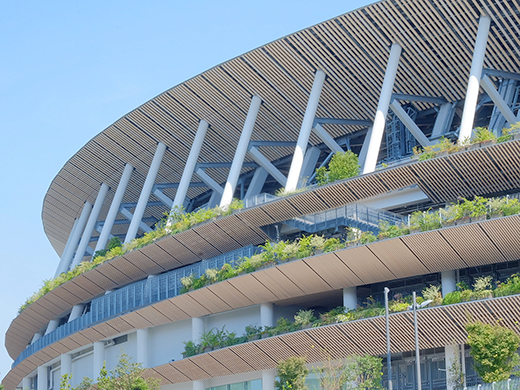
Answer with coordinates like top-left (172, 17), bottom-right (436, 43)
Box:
top-left (3, 0), bottom-right (520, 389)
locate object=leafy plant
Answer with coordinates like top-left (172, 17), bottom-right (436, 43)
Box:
top-left (422, 285), bottom-right (442, 305)
top-left (466, 320), bottom-right (520, 383)
top-left (314, 151), bottom-right (360, 186)
top-left (473, 127), bottom-right (496, 143)
top-left (275, 356), bottom-right (309, 390)
top-left (294, 309), bottom-right (316, 327)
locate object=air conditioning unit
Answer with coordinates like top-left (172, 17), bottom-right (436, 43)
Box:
top-left (104, 340), bottom-right (115, 347)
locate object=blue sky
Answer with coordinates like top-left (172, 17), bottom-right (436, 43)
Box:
top-left (0, 0), bottom-right (371, 380)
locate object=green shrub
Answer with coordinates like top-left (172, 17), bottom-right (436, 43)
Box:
top-left (294, 309), bottom-right (316, 326)
top-left (314, 151), bottom-right (360, 186)
top-left (473, 127), bottom-right (496, 143)
top-left (275, 356), bottom-right (309, 390)
top-left (442, 291), bottom-right (462, 305)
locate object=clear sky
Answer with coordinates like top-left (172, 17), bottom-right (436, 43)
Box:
top-left (0, 0), bottom-right (372, 381)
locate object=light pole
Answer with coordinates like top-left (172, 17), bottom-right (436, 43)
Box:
top-left (413, 292), bottom-right (422, 390)
top-left (384, 287), bottom-right (393, 390)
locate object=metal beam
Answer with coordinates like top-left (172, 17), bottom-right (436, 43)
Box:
top-left (312, 123), bottom-right (344, 153)
top-left (154, 182), bottom-right (206, 190)
top-left (389, 100), bottom-right (433, 147)
top-left (119, 208), bottom-right (152, 233)
top-left (249, 141), bottom-right (297, 148)
top-left (391, 93), bottom-right (447, 105)
top-left (196, 162), bottom-right (258, 169)
top-left (120, 201), bottom-right (164, 209)
top-left (480, 75), bottom-right (517, 124)
top-left (195, 168), bottom-right (224, 194)
top-left (313, 117), bottom-right (372, 127)
top-left (431, 103), bottom-right (456, 138)
top-left (483, 68), bottom-right (520, 82)
top-left (153, 188), bottom-right (174, 208)
top-left (248, 147), bottom-right (287, 186)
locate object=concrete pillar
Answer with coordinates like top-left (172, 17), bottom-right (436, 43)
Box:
top-left (363, 44), bottom-right (402, 174)
top-left (359, 126), bottom-right (373, 172)
top-left (137, 328), bottom-right (149, 368)
top-left (61, 353), bottom-right (72, 377)
top-left (459, 15), bottom-right (491, 143)
top-left (262, 369), bottom-right (276, 390)
top-left (445, 344), bottom-right (464, 390)
top-left (192, 317), bottom-right (204, 344)
top-left (55, 202), bottom-right (92, 276)
top-left (22, 376), bottom-right (31, 390)
top-left (207, 191), bottom-right (222, 208)
top-left (441, 270), bottom-right (457, 297)
top-left (125, 142), bottom-right (167, 243)
top-left (31, 331), bottom-right (43, 344)
top-left (93, 341), bottom-right (105, 379)
top-left (220, 96), bottom-right (262, 208)
top-left (44, 319), bottom-right (59, 336)
top-left (68, 304), bottom-right (84, 322)
top-left (431, 103), bottom-right (455, 138)
top-left (173, 120), bottom-right (209, 210)
top-left (260, 303), bottom-right (274, 328)
top-left (193, 380), bottom-right (205, 390)
top-left (37, 366), bottom-right (47, 390)
top-left (343, 287), bottom-right (357, 311)
top-left (95, 164), bottom-right (134, 252)
top-left (286, 70), bottom-right (326, 192)
top-left (71, 183), bottom-right (110, 268)
top-left (300, 146), bottom-right (322, 184)
top-left (244, 168), bottom-right (269, 200)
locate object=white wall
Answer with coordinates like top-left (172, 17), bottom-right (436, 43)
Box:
top-left (205, 306), bottom-right (260, 335)
top-left (70, 353), bottom-right (93, 387)
top-left (149, 319), bottom-right (192, 367)
top-left (104, 333), bottom-right (137, 371)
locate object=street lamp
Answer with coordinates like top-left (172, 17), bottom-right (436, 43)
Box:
top-left (384, 287), bottom-right (393, 390)
top-left (409, 292), bottom-right (433, 390)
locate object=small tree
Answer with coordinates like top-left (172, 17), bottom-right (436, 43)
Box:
top-left (447, 354), bottom-right (465, 390)
top-left (465, 320), bottom-right (520, 383)
top-left (275, 356), bottom-right (309, 390)
top-left (345, 355), bottom-right (383, 390)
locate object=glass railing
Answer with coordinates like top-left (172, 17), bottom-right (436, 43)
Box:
top-left (12, 245), bottom-right (258, 368)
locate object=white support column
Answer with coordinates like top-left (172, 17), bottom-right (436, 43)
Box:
top-left (44, 319), bottom-right (59, 336)
top-left (68, 304), bottom-right (84, 322)
top-left (260, 303), bottom-right (274, 328)
top-left (193, 380), bottom-right (205, 390)
top-left (220, 96), bottom-right (262, 208)
top-left (37, 365), bottom-right (47, 390)
top-left (262, 369), bottom-right (276, 390)
top-left (445, 344), bottom-right (461, 390)
top-left (55, 202), bottom-right (92, 276)
top-left (95, 164), bottom-right (134, 252)
top-left (61, 354), bottom-right (72, 377)
top-left (459, 15), bottom-right (491, 143)
top-left (389, 100), bottom-right (433, 147)
top-left (431, 103), bottom-right (455, 138)
top-left (359, 126), bottom-right (373, 172)
top-left (207, 191), bottom-right (222, 208)
top-left (22, 376), bottom-right (31, 390)
top-left (31, 331), bottom-right (43, 344)
top-left (71, 183), bottom-right (110, 268)
top-left (363, 43), bottom-right (402, 174)
top-left (480, 75), bottom-right (517, 125)
top-left (312, 124), bottom-right (343, 153)
top-left (137, 328), bottom-right (149, 368)
top-left (343, 287), bottom-right (357, 311)
top-left (441, 270), bottom-right (457, 297)
top-left (286, 70), bottom-right (326, 192)
top-left (192, 317), bottom-right (204, 344)
top-left (93, 341), bottom-right (105, 380)
top-left (248, 147), bottom-right (286, 186)
top-left (300, 146), bottom-right (322, 184)
top-left (173, 120), bottom-right (209, 210)
top-left (245, 168), bottom-right (269, 200)
top-left (125, 142), bottom-right (167, 243)
top-left (195, 168), bottom-right (224, 195)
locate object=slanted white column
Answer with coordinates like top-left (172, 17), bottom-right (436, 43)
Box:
top-left (220, 96), bottom-right (262, 208)
top-left (359, 126), bottom-right (373, 172)
top-left (459, 15), bottom-right (491, 143)
top-left (137, 328), bottom-right (150, 367)
top-left (445, 344), bottom-right (462, 390)
top-left (71, 183), bottom-right (110, 268)
top-left (300, 146), bottom-right (322, 183)
top-left (93, 341), bottom-right (105, 379)
top-left (262, 369), bottom-right (276, 390)
top-left (173, 120), bottom-right (209, 210)
top-left (31, 332), bottom-right (43, 344)
top-left (44, 319), bottom-right (59, 336)
top-left (343, 287), bottom-right (357, 311)
top-left (207, 191), bottom-right (222, 208)
top-left (22, 376), bottom-right (31, 390)
top-left (245, 168), bottom-right (269, 200)
top-left (260, 303), bottom-right (274, 328)
top-left (431, 103), bottom-right (455, 138)
top-left (363, 44), bottom-right (402, 174)
top-left (248, 147), bottom-right (286, 186)
top-left (286, 70), bottom-right (326, 192)
top-left (441, 270), bottom-right (457, 297)
top-left (95, 164), bottom-right (134, 252)
top-left (37, 365), bottom-right (47, 390)
top-left (61, 354), bottom-right (72, 377)
top-left (55, 202), bottom-right (92, 276)
top-left (389, 100), bottom-right (433, 147)
top-left (193, 380), bottom-right (205, 390)
top-left (313, 124), bottom-right (343, 153)
top-left (68, 304), bottom-right (84, 322)
top-left (125, 142), bottom-right (167, 243)
top-left (192, 317), bottom-right (204, 344)
top-left (480, 75), bottom-right (517, 125)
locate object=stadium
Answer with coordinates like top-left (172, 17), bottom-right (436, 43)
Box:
top-left (3, 0), bottom-right (520, 389)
